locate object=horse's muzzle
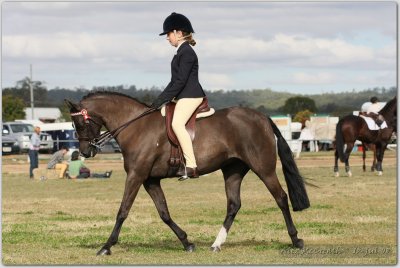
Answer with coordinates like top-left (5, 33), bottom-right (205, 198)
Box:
top-left (81, 146), bottom-right (98, 158)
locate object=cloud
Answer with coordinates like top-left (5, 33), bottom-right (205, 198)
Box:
top-left (3, 33), bottom-right (169, 61)
top-left (292, 72), bottom-right (336, 84)
top-left (1, 2), bottom-right (396, 92)
top-left (199, 34), bottom-right (384, 71)
top-left (200, 73), bottom-right (234, 91)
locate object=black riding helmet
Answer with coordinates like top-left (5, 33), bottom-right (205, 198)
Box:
top-left (159, 12), bottom-right (194, 36)
top-left (370, 96), bottom-right (379, 103)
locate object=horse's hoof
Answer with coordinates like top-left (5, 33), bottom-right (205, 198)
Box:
top-left (97, 248), bottom-right (111, 256)
top-left (334, 172), bottom-right (339, 177)
top-left (347, 171), bottom-right (352, 177)
top-left (377, 171), bottom-right (383, 176)
top-left (210, 246), bottom-right (221, 252)
top-left (185, 243), bottom-right (195, 252)
top-left (293, 239), bottom-right (304, 249)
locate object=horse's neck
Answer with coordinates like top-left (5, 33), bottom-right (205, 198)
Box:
top-left (93, 99), bottom-right (147, 131)
top-left (380, 103), bottom-right (396, 122)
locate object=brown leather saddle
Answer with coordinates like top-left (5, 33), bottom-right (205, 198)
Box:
top-left (164, 98), bottom-right (210, 174)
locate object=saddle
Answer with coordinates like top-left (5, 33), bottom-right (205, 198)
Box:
top-left (359, 112), bottom-right (387, 130)
top-left (163, 98), bottom-right (213, 175)
top-left (359, 112), bottom-right (380, 122)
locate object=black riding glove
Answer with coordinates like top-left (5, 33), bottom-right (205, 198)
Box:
top-left (150, 98), bottom-right (167, 109)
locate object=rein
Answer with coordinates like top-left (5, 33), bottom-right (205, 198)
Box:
top-left (71, 107), bottom-right (157, 149)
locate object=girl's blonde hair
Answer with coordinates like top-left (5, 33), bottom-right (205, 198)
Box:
top-left (182, 32), bottom-right (196, 46)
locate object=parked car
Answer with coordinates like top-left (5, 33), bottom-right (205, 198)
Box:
top-left (2, 122), bottom-right (54, 153)
top-left (2, 135), bottom-right (20, 155)
top-left (99, 138), bottom-right (121, 153)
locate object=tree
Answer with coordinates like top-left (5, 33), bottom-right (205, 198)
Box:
top-left (58, 103), bottom-right (71, 122)
top-left (3, 77), bottom-right (48, 106)
top-left (2, 94), bottom-right (26, 121)
top-left (280, 96), bottom-right (317, 116)
top-left (293, 109), bottom-right (314, 124)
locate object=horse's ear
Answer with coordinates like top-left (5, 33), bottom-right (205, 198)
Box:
top-left (64, 99), bottom-right (80, 112)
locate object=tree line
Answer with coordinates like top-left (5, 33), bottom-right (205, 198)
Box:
top-left (2, 77), bottom-right (397, 122)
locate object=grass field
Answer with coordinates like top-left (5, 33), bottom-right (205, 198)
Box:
top-left (2, 150), bottom-right (397, 265)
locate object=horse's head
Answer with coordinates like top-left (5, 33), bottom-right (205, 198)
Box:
top-left (65, 99), bottom-right (103, 158)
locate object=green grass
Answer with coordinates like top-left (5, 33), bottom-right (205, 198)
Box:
top-left (2, 151), bottom-right (397, 265)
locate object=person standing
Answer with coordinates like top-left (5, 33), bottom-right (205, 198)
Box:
top-left (47, 146), bottom-right (69, 179)
top-left (28, 126), bottom-right (41, 179)
top-left (151, 12), bottom-right (206, 179)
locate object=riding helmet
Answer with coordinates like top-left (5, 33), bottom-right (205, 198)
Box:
top-left (370, 96), bottom-right (379, 103)
top-left (159, 12), bottom-right (195, 36)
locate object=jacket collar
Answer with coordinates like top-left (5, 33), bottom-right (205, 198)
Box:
top-left (175, 41), bottom-right (188, 54)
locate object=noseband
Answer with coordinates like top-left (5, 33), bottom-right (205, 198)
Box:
top-left (70, 107), bottom-right (157, 149)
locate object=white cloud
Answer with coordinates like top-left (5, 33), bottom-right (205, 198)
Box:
top-left (200, 73), bottom-right (233, 91)
top-left (199, 34), bottom-right (382, 71)
top-left (1, 2), bottom-right (396, 92)
top-left (292, 72), bottom-right (336, 85)
top-left (3, 33), bottom-right (169, 61)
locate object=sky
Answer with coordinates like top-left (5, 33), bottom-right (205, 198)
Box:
top-left (1, 1), bottom-right (397, 94)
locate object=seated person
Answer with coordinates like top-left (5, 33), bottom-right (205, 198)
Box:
top-left (68, 151), bottom-right (112, 179)
top-left (47, 146), bottom-right (69, 179)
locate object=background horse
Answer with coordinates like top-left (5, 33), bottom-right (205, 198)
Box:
top-left (361, 142), bottom-right (377, 172)
top-left (334, 96), bottom-right (397, 177)
top-left (66, 92), bottom-right (309, 255)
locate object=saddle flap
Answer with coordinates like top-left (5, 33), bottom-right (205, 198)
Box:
top-left (165, 98), bottom-right (210, 147)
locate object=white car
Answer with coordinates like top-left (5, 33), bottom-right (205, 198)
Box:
top-left (2, 122), bottom-right (54, 153)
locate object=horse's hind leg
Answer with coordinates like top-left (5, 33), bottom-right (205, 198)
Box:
top-left (334, 149), bottom-right (340, 177)
top-left (259, 171), bottom-right (304, 249)
top-left (344, 143), bottom-right (354, 177)
top-left (362, 143), bottom-right (367, 172)
top-left (143, 179), bottom-right (195, 252)
top-left (211, 161), bottom-right (249, 252)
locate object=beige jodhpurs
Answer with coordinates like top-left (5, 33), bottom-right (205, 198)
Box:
top-left (172, 97), bottom-right (204, 168)
top-left (55, 163), bottom-right (68, 178)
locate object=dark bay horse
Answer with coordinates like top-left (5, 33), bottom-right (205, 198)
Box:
top-left (334, 96), bottom-right (397, 177)
top-left (65, 92), bottom-right (309, 255)
top-left (361, 142), bottom-right (377, 172)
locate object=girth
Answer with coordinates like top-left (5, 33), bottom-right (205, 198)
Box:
top-left (164, 98), bottom-right (210, 171)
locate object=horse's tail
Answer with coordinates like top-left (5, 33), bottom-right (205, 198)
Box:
top-left (335, 119), bottom-right (346, 163)
top-left (268, 118), bottom-right (310, 211)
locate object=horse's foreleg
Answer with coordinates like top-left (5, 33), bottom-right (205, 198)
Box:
top-left (97, 172), bottom-right (143, 256)
top-left (334, 149), bottom-right (340, 177)
top-left (143, 179), bottom-right (195, 252)
top-left (260, 172), bottom-right (303, 249)
top-left (371, 144), bottom-right (377, 172)
top-left (211, 162), bottom-right (248, 252)
top-left (375, 143), bottom-right (386, 176)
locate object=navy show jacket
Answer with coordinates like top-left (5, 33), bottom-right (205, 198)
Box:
top-left (158, 41), bottom-right (205, 102)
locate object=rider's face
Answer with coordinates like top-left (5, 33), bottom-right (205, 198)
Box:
top-left (166, 31), bottom-right (183, 47)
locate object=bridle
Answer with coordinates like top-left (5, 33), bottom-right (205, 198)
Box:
top-left (70, 107), bottom-right (157, 150)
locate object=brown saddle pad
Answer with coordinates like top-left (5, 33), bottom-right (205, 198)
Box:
top-left (165, 98), bottom-right (210, 147)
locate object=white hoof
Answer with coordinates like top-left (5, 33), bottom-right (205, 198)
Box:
top-left (334, 172), bottom-right (339, 177)
top-left (347, 171), bottom-right (352, 177)
top-left (210, 246), bottom-right (221, 252)
top-left (377, 171), bottom-right (383, 176)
